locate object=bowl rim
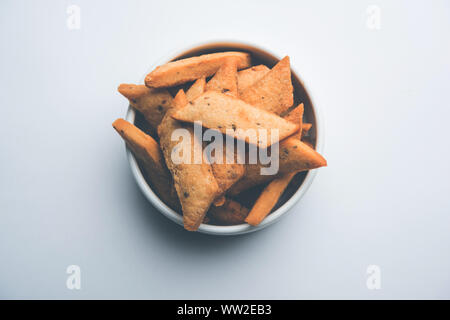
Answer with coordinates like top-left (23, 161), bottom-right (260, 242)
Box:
top-left (124, 40), bottom-right (325, 235)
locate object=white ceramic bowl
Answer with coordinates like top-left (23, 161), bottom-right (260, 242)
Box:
top-left (124, 41), bottom-right (324, 235)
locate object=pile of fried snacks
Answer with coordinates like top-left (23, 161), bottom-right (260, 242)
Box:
top-left (114, 51), bottom-right (326, 231)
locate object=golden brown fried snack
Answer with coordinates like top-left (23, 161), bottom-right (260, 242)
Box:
top-left (240, 56), bottom-right (293, 115)
top-left (228, 139), bottom-right (327, 195)
top-left (237, 65), bottom-right (270, 95)
top-left (205, 57), bottom-right (239, 97)
top-left (284, 103), bottom-right (304, 139)
top-left (302, 123), bottom-right (312, 136)
top-left (210, 146), bottom-right (246, 206)
top-left (203, 59), bottom-right (245, 203)
top-left (186, 77), bottom-right (206, 102)
top-left (245, 171), bottom-right (296, 226)
top-left (158, 90), bottom-right (220, 231)
top-left (284, 103), bottom-right (304, 126)
top-left (244, 104), bottom-right (305, 225)
top-left (112, 118), bottom-right (180, 210)
top-left (145, 52), bottom-right (251, 88)
top-left (118, 84), bottom-right (173, 132)
top-left (208, 198), bottom-right (249, 225)
top-left (171, 91), bottom-right (299, 148)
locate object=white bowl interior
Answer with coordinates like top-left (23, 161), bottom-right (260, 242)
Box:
top-left (125, 41), bottom-right (324, 235)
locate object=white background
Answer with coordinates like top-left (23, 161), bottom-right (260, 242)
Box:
top-left (1, 0), bottom-right (449, 299)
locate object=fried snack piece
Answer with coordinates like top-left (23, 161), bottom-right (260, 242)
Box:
top-left (302, 123), bottom-right (312, 136)
top-left (284, 103), bottom-right (304, 139)
top-left (211, 147), bottom-right (246, 206)
top-left (158, 90), bottom-right (220, 231)
top-left (203, 58), bottom-right (245, 203)
top-left (244, 104), bottom-right (305, 225)
top-left (186, 77), bottom-right (206, 102)
top-left (171, 91), bottom-right (299, 148)
top-left (183, 74), bottom-right (245, 205)
top-left (145, 52), bottom-right (251, 88)
top-left (245, 171), bottom-right (296, 226)
top-left (284, 103), bottom-right (304, 126)
top-left (112, 118), bottom-right (180, 210)
top-left (228, 139), bottom-right (327, 195)
top-left (118, 84), bottom-right (173, 131)
top-left (205, 57), bottom-right (239, 97)
top-left (240, 56), bottom-right (293, 115)
top-left (208, 198), bottom-right (249, 225)
top-left (237, 65), bottom-right (270, 95)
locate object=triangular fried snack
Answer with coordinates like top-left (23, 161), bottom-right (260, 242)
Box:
top-left (118, 84), bottom-right (173, 131)
top-left (171, 91), bottom-right (299, 148)
top-left (284, 103), bottom-right (304, 139)
top-left (205, 58), bottom-right (239, 97)
top-left (208, 198), bottom-right (249, 225)
top-left (240, 56), bottom-right (293, 115)
top-left (112, 118), bottom-right (180, 210)
top-left (186, 77), bottom-right (206, 102)
top-left (228, 138), bottom-right (327, 195)
top-left (145, 52), bottom-right (251, 88)
top-left (237, 65), bottom-right (269, 95)
top-left (158, 90), bottom-right (220, 231)
top-left (245, 171), bottom-right (296, 226)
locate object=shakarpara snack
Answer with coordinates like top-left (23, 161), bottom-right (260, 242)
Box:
top-left (205, 57), bottom-right (239, 97)
top-left (208, 198), bottom-right (250, 225)
top-left (302, 122), bottom-right (312, 136)
top-left (158, 90), bottom-right (220, 231)
top-left (118, 84), bottom-right (173, 132)
top-left (112, 118), bottom-right (180, 210)
top-left (228, 139), bottom-right (327, 195)
top-left (145, 52), bottom-right (251, 88)
top-left (114, 50), bottom-right (327, 230)
top-left (244, 104), bottom-right (304, 225)
top-left (171, 91), bottom-right (299, 148)
top-left (204, 58), bottom-right (245, 203)
top-left (284, 103), bottom-right (304, 139)
top-left (237, 65), bottom-right (270, 95)
top-left (186, 77), bottom-right (206, 102)
top-left (245, 171), bottom-right (296, 226)
top-left (240, 56), bottom-right (293, 115)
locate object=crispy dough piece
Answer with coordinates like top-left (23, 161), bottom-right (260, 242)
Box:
top-left (205, 58), bottom-right (239, 97)
top-left (185, 75), bottom-right (244, 204)
top-left (284, 103), bottom-right (304, 125)
top-left (158, 90), bottom-right (220, 231)
top-left (245, 171), bottom-right (296, 226)
top-left (208, 198), bottom-right (249, 225)
top-left (240, 56), bottom-right (293, 115)
top-left (244, 104), bottom-right (305, 225)
top-left (284, 103), bottom-right (304, 139)
top-left (302, 123), bottom-right (312, 136)
top-left (228, 139), bottom-right (327, 195)
top-left (118, 84), bottom-right (173, 131)
top-left (203, 59), bottom-right (245, 203)
top-left (112, 118), bottom-right (180, 210)
top-left (186, 77), bottom-right (206, 102)
top-left (210, 146), bottom-right (246, 206)
top-left (171, 91), bottom-right (299, 148)
top-left (145, 52), bottom-right (251, 88)
top-left (237, 65), bottom-right (270, 95)
top-left (184, 74), bottom-right (244, 204)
